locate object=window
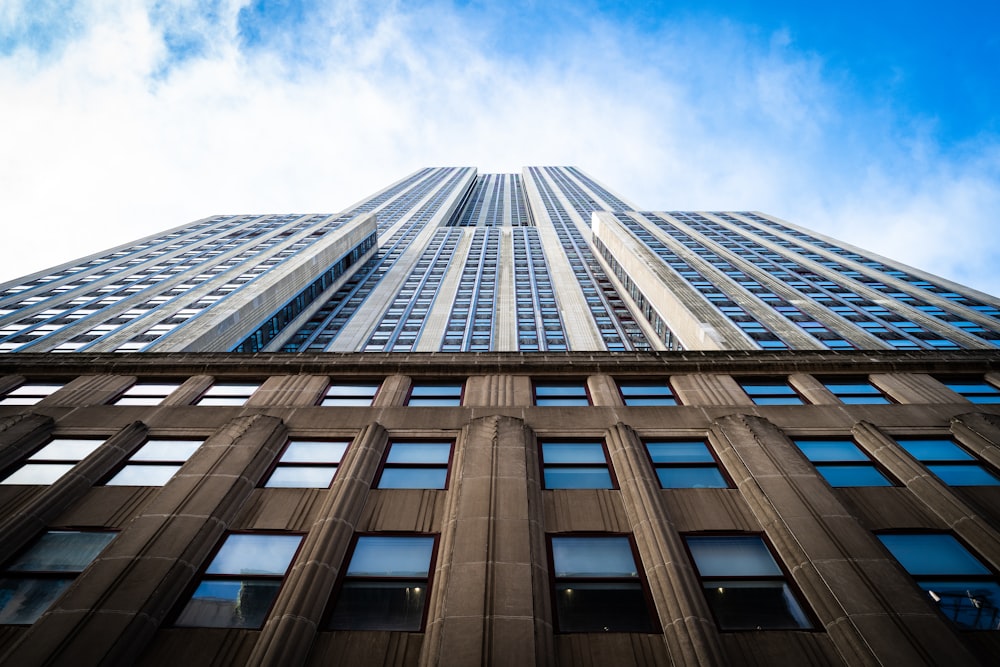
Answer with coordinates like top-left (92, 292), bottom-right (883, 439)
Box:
top-left (113, 381), bottom-right (181, 406)
top-left (820, 377), bottom-right (891, 404)
top-left (793, 439), bottom-right (893, 487)
top-left (646, 440), bottom-right (728, 488)
top-left (264, 440), bottom-right (348, 488)
top-left (320, 381), bottom-right (380, 406)
top-left (104, 439), bottom-right (203, 486)
top-left (376, 441), bottom-right (452, 489)
top-left (896, 438), bottom-right (1000, 487)
top-left (0, 530), bottom-right (116, 624)
top-left (534, 382), bottom-right (590, 406)
top-left (878, 533), bottom-right (1000, 630)
top-left (406, 382), bottom-right (463, 407)
top-left (328, 535), bottom-right (435, 631)
top-left (541, 441), bottom-right (614, 489)
top-left (738, 378), bottom-right (804, 405)
top-left (195, 382), bottom-right (259, 406)
top-left (549, 535), bottom-right (656, 632)
top-left (617, 380), bottom-right (678, 406)
top-left (1, 438), bottom-right (104, 485)
top-left (175, 533), bottom-right (302, 628)
top-left (685, 535), bottom-right (813, 630)
top-left (0, 382), bottom-right (64, 406)
top-left (936, 377), bottom-right (1000, 404)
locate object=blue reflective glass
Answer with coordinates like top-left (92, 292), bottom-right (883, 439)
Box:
top-left (535, 397), bottom-right (590, 406)
top-left (378, 467), bottom-right (448, 489)
top-left (878, 534), bottom-right (991, 576)
top-left (325, 384), bottom-right (380, 396)
top-left (0, 577), bottom-right (72, 624)
top-left (825, 383), bottom-right (881, 394)
top-left (741, 384), bottom-right (796, 395)
top-left (543, 468), bottom-right (613, 489)
top-left (407, 397), bottom-right (462, 406)
top-left (175, 580), bottom-right (281, 628)
top-left (795, 440), bottom-right (868, 462)
top-left (897, 439), bottom-right (973, 461)
top-left (928, 465), bottom-right (1000, 486)
top-left (816, 465), bottom-right (892, 487)
top-left (916, 581), bottom-right (1000, 630)
top-left (943, 382), bottom-right (997, 394)
top-left (838, 396), bottom-right (889, 405)
top-left (543, 442), bottom-right (606, 464)
top-left (647, 442), bottom-right (714, 463)
top-left (551, 536), bottom-right (637, 577)
top-left (130, 440), bottom-right (202, 461)
top-left (623, 397), bottom-right (678, 406)
top-left (751, 396), bottom-right (804, 405)
top-left (410, 384), bottom-right (462, 396)
top-left (657, 467), bottom-right (727, 489)
top-left (686, 536), bottom-right (782, 577)
top-left (346, 536), bottom-right (434, 577)
top-left (205, 534), bottom-right (301, 575)
top-left (281, 441), bottom-right (348, 463)
top-left (535, 384), bottom-right (587, 396)
top-left (386, 443), bottom-right (451, 464)
top-left (619, 383), bottom-right (672, 396)
top-left (265, 466), bottom-right (338, 488)
top-left (967, 396), bottom-right (1000, 404)
top-left (8, 531), bottom-right (116, 572)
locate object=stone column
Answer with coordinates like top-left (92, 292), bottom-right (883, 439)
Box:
top-left (950, 412), bottom-right (1000, 472)
top-left (419, 415), bottom-right (553, 667)
top-left (374, 374), bottom-right (412, 407)
top-left (45, 374), bottom-right (136, 407)
top-left (247, 375), bottom-right (328, 408)
top-left (586, 374), bottom-right (621, 407)
top-left (248, 422), bottom-right (389, 667)
top-left (672, 374), bottom-right (753, 407)
top-left (0, 414), bottom-right (286, 666)
top-left (464, 375), bottom-right (531, 407)
top-left (869, 373), bottom-right (960, 404)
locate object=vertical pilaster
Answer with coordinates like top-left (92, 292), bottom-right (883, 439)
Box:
top-left (587, 375), bottom-right (622, 407)
top-left (247, 374), bottom-right (328, 408)
top-left (374, 375), bottom-right (412, 407)
top-left (950, 412), bottom-right (1000, 471)
top-left (671, 374), bottom-right (753, 407)
top-left (46, 374), bottom-right (136, 407)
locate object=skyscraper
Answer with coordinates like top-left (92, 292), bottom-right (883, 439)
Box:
top-left (1, 168), bottom-right (999, 666)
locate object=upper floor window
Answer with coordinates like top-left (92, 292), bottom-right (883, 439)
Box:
top-left (0, 530), bottom-right (116, 624)
top-left (878, 533), bottom-right (1000, 630)
top-left (376, 441), bottom-right (452, 489)
top-left (549, 535), bottom-right (656, 632)
top-left (104, 439), bottom-right (203, 486)
top-left (0, 438), bottom-right (104, 485)
top-left (264, 440), bottom-right (349, 488)
top-left (617, 380), bottom-right (678, 406)
top-left (406, 382), bottom-right (463, 407)
top-left (113, 381), bottom-right (181, 406)
top-left (738, 378), bottom-right (804, 405)
top-left (541, 441), bottom-right (614, 489)
top-left (175, 533), bottom-right (302, 628)
top-left (896, 438), bottom-right (1000, 487)
top-left (534, 382), bottom-right (590, 406)
top-left (793, 439), bottom-right (893, 487)
top-left (195, 382), bottom-right (259, 406)
top-left (320, 381), bottom-right (380, 406)
top-left (936, 377), bottom-right (1000, 404)
top-left (646, 440), bottom-right (728, 488)
top-left (685, 534), bottom-right (813, 630)
top-left (0, 382), bottom-right (64, 406)
top-left (820, 377), bottom-right (891, 404)
top-left (328, 535), bottom-right (435, 631)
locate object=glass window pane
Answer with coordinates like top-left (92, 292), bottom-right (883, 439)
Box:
top-left (0, 577), bottom-right (72, 624)
top-left (125, 383), bottom-right (179, 394)
top-left (535, 397), bottom-right (590, 406)
top-left (967, 396), bottom-right (1000, 404)
top-left (552, 537), bottom-right (637, 577)
top-left (751, 397), bottom-right (804, 405)
top-left (407, 397), bottom-right (461, 406)
top-left (826, 383), bottom-right (881, 394)
top-left (114, 397), bottom-right (165, 406)
top-left (321, 397), bottom-right (373, 406)
top-left (555, 581), bottom-right (655, 632)
top-left (196, 397), bottom-right (250, 406)
top-left (795, 440), bottom-right (868, 462)
top-left (897, 439), bottom-right (974, 461)
top-left (702, 581), bottom-right (812, 630)
top-left (542, 442), bottom-right (606, 464)
top-left (28, 439), bottom-right (103, 461)
top-left (130, 440), bottom-right (202, 461)
top-left (619, 384), bottom-right (672, 396)
top-left (840, 396), bottom-right (890, 405)
top-left (686, 536), bottom-right (782, 577)
top-left (386, 443), bottom-right (451, 464)
top-left (647, 442), bottom-right (714, 463)
top-left (657, 467), bottom-right (727, 489)
top-left (742, 384), bottom-right (796, 395)
top-left (410, 385), bottom-right (462, 396)
top-left (329, 580), bottom-right (427, 630)
top-left (6, 383), bottom-right (63, 396)
top-left (203, 384), bottom-right (258, 396)
top-left (205, 534), bottom-right (302, 575)
top-left (265, 466), bottom-right (338, 488)
top-left (943, 382), bottom-right (995, 393)
top-left (916, 581), bottom-right (1000, 630)
top-left (281, 441), bottom-right (347, 463)
top-left (623, 397), bottom-right (677, 406)
top-left (325, 384), bottom-right (379, 396)
top-left (878, 534), bottom-right (991, 576)
top-left (2, 463), bottom-right (74, 485)
top-left (927, 465), bottom-right (1000, 486)
top-left (544, 468), bottom-right (613, 489)
top-left (106, 464), bottom-right (181, 486)
top-left (8, 531), bottom-right (116, 572)
top-left (346, 536), bottom-right (434, 577)
top-left (535, 385), bottom-right (586, 396)
top-left (816, 465), bottom-right (893, 487)
top-left (378, 467), bottom-right (447, 489)
top-left (175, 579), bottom-right (281, 628)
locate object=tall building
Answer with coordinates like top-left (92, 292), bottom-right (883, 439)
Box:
top-left (1, 168), bottom-right (999, 666)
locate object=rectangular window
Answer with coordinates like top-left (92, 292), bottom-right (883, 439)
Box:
top-left (936, 377), bottom-right (1000, 404)
top-left (195, 382), bottom-right (260, 406)
top-left (685, 534), bottom-right (813, 630)
top-left (617, 380), bottom-right (679, 406)
top-left (376, 441), bottom-right (452, 489)
top-left (820, 377), bottom-right (891, 404)
top-left (738, 378), bottom-right (804, 405)
top-left (541, 441), bottom-right (614, 489)
top-left (175, 533), bottom-right (302, 628)
top-left (113, 381), bottom-right (182, 406)
top-left (328, 534), bottom-right (435, 631)
top-left (896, 438), bottom-right (1000, 487)
top-left (264, 440), bottom-right (349, 488)
top-left (534, 382), bottom-right (590, 406)
top-left (0, 382), bottom-right (65, 406)
top-left (1, 438), bottom-right (104, 485)
top-left (104, 439), bottom-right (203, 486)
top-left (406, 382), bottom-right (463, 407)
top-left (646, 440), bottom-right (728, 488)
top-left (878, 533), bottom-right (1000, 630)
top-left (793, 439), bottom-right (894, 487)
top-left (0, 530), bottom-right (116, 624)
top-left (549, 535), bottom-right (656, 632)
top-left (320, 382), bottom-right (381, 406)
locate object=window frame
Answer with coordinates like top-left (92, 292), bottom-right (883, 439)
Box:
top-left (539, 439), bottom-right (617, 490)
top-left (375, 440), bottom-right (454, 490)
top-left (935, 376), bottom-right (1000, 404)
top-left (0, 437), bottom-right (107, 486)
top-left (101, 438), bottom-right (204, 487)
top-left (792, 438), bottom-right (896, 488)
top-left (616, 379), bottom-right (680, 406)
top-left (405, 381), bottom-right (464, 407)
top-left (262, 439), bottom-right (351, 489)
top-left (643, 439), bottom-right (731, 489)
top-left (318, 380), bottom-right (382, 407)
top-left (737, 377), bottom-right (806, 406)
top-left (533, 380), bottom-right (592, 407)
top-left (894, 437), bottom-right (1000, 487)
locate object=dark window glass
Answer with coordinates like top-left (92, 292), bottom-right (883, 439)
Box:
top-left (896, 438), bottom-right (1000, 487)
top-left (175, 533), bottom-right (301, 628)
top-left (195, 382), bottom-right (260, 406)
top-left (105, 439), bottom-right (202, 486)
top-left (329, 535), bottom-right (435, 631)
top-left (820, 377), bottom-right (891, 404)
top-left (113, 382), bottom-right (181, 406)
top-left (1, 438), bottom-right (104, 485)
top-left (738, 379), bottom-right (804, 405)
top-left (550, 535), bottom-right (656, 633)
top-left (541, 441), bottom-right (613, 489)
top-left (264, 440), bottom-right (348, 488)
top-left (646, 441), bottom-right (727, 488)
top-left (320, 382), bottom-right (381, 406)
top-left (0, 382), bottom-right (64, 406)
top-left (376, 442), bottom-right (452, 489)
top-left (534, 382), bottom-right (590, 406)
top-left (0, 530), bottom-right (116, 624)
top-left (406, 382), bottom-right (463, 407)
top-left (937, 377), bottom-right (1000, 404)
top-left (618, 381), bottom-right (679, 406)
top-left (686, 535), bottom-right (813, 630)
top-left (879, 533), bottom-right (1000, 630)
top-left (793, 439), bottom-right (893, 487)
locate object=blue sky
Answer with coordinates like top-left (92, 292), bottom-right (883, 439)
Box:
top-left (1, 1), bottom-right (998, 296)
